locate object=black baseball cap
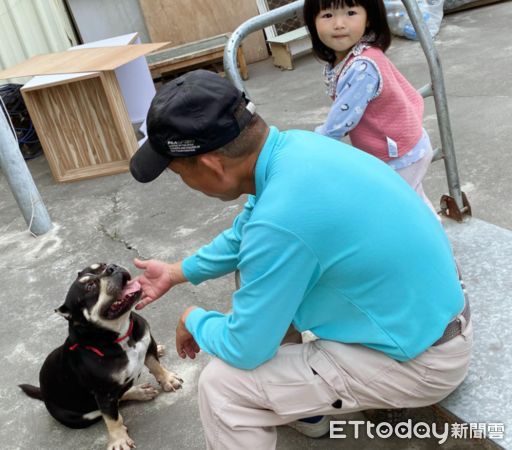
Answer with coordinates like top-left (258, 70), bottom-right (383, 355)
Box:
top-left (130, 69), bottom-right (256, 183)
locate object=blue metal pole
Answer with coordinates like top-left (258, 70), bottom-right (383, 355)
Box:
top-left (0, 112), bottom-right (52, 235)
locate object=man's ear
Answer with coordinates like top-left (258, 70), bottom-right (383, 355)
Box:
top-left (55, 304), bottom-right (71, 321)
top-left (198, 153), bottom-right (225, 177)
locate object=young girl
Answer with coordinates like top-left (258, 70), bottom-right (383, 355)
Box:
top-left (304, 0), bottom-right (437, 215)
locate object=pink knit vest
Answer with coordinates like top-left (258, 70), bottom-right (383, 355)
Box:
top-left (342, 47), bottom-right (424, 161)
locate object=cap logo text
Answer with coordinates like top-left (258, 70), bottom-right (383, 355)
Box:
top-left (167, 140), bottom-right (201, 153)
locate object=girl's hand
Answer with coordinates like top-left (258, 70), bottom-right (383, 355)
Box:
top-left (133, 258), bottom-right (187, 309)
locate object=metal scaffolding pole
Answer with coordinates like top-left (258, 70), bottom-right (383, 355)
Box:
top-left (401, 0), bottom-right (469, 220)
top-left (0, 111), bottom-right (52, 236)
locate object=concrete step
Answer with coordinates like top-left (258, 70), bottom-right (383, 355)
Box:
top-left (439, 217), bottom-right (512, 449)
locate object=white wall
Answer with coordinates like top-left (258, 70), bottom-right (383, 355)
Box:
top-left (66, 0), bottom-right (150, 44)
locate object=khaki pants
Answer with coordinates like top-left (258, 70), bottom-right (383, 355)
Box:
top-left (198, 321), bottom-right (472, 450)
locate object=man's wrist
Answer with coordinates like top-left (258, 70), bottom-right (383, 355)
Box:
top-left (168, 261), bottom-right (187, 285)
top-left (180, 305), bottom-right (199, 329)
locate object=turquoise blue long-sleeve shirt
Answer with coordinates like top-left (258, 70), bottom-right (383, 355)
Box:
top-left (182, 127), bottom-right (464, 370)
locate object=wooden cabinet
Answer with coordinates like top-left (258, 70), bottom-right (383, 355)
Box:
top-left (21, 71), bottom-right (137, 182)
top-left (0, 39), bottom-right (166, 183)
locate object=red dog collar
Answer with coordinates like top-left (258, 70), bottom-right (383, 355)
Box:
top-left (114, 319), bottom-right (134, 343)
top-left (69, 319), bottom-right (134, 357)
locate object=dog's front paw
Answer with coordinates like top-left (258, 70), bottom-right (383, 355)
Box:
top-left (122, 383), bottom-right (159, 402)
top-left (159, 371), bottom-right (184, 392)
top-left (107, 423), bottom-right (136, 450)
top-left (135, 383), bottom-right (159, 400)
top-left (107, 434), bottom-right (135, 450)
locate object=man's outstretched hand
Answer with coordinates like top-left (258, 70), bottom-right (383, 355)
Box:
top-left (133, 258), bottom-right (187, 310)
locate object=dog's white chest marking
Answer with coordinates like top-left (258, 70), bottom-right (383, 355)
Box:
top-left (113, 328), bottom-right (150, 385)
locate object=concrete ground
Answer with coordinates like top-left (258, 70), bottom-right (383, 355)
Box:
top-left (1, 2), bottom-right (511, 449)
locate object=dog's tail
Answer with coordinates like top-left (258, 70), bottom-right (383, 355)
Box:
top-left (19, 384), bottom-right (43, 401)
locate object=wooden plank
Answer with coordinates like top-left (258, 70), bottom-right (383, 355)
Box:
top-left (267, 26), bottom-right (309, 44)
top-left (147, 34), bottom-right (249, 81)
top-left (148, 48), bottom-right (224, 70)
top-left (139, 0), bottom-right (268, 63)
top-left (149, 54), bottom-right (226, 79)
top-left (269, 43), bottom-right (294, 70)
top-left (56, 161), bottom-right (131, 183)
top-left (149, 50), bottom-right (225, 78)
top-left (22, 33), bottom-right (141, 89)
top-left (0, 43), bottom-right (168, 79)
top-left (267, 27), bottom-right (312, 70)
top-left (147, 34), bottom-right (229, 62)
top-left (100, 71), bottom-right (138, 158)
top-left (237, 47), bottom-right (249, 81)
top-left (147, 41), bottom-right (226, 68)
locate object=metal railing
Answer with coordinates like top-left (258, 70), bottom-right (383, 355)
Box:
top-left (224, 0), bottom-right (470, 221)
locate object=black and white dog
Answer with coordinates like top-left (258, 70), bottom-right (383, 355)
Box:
top-left (19, 263), bottom-right (183, 450)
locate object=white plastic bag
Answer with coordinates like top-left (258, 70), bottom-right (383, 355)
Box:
top-left (384, 0), bottom-right (445, 40)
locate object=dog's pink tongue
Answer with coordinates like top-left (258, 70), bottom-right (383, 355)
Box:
top-left (122, 279), bottom-right (141, 298)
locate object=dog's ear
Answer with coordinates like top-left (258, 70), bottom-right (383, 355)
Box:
top-left (55, 304), bottom-right (71, 321)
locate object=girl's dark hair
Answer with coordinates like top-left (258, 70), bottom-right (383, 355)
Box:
top-left (303, 0), bottom-right (392, 64)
